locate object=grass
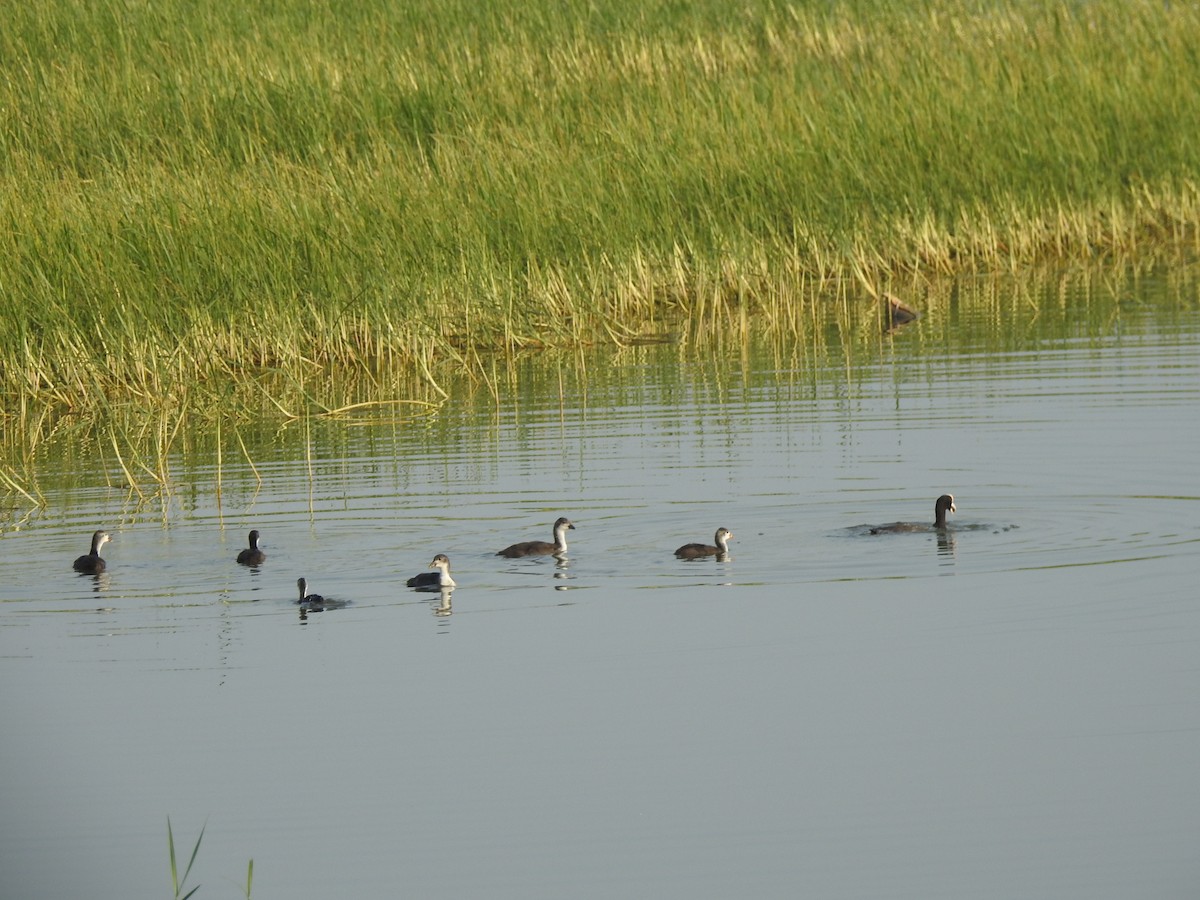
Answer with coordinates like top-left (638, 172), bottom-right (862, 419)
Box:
top-left (4, 259), bottom-right (1193, 509)
top-left (2, 0), bottom-right (1200, 479)
top-left (167, 818), bottom-right (253, 900)
top-left (167, 818), bottom-right (204, 900)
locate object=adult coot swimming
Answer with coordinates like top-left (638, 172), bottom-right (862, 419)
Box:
top-left (870, 494), bottom-right (956, 534)
top-left (236, 529), bottom-right (266, 566)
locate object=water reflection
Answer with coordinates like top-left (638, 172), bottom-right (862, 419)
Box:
top-left (81, 572), bottom-right (111, 594)
top-left (297, 599), bottom-right (349, 622)
top-left (936, 531), bottom-right (957, 560)
top-left (553, 553), bottom-right (573, 590)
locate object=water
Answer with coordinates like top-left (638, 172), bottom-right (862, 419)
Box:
top-left (2, 269), bottom-right (1199, 899)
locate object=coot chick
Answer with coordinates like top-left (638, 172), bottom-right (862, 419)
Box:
top-left (675, 527), bottom-right (734, 559)
top-left (407, 554), bottom-right (456, 590)
top-left (497, 517), bottom-right (575, 558)
top-left (236, 529), bottom-right (266, 566)
top-left (73, 530), bottom-right (111, 574)
top-left (870, 494), bottom-right (956, 534)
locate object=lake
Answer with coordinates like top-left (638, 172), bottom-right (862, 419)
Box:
top-left (2, 266), bottom-right (1199, 899)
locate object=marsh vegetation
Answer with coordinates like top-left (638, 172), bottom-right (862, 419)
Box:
top-left (5, 262), bottom-right (1196, 508)
top-left (3, 0), bottom-right (1200, 491)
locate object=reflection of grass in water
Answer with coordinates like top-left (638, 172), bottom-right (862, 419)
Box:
top-left (2, 0), bottom-right (1200, 435)
top-left (4, 264), bottom-right (1195, 507)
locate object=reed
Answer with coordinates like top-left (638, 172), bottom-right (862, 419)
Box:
top-left (167, 818), bottom-right (203, 900)
top-left (5, 259), bottom-right (1190, 509)
top-left (166, 818), bottom-right (253, 900)
top-left (2, 0), bottom-right (1200, 448)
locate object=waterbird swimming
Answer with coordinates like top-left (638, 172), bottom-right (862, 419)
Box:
top-left (497, 517), bottom-right (575, 558)
top-left (869, 494), bottom-right (956, 534)
top-left (674, 527), bottom-right (734, 559)
top-left (236, 529), bottom-right (266, 566)
top-left (296, 577), bottom-right (325, 605)
top-left (73, 530), bottom-right (111, 575)
top-left (407, 554), bottom-right (456, 590)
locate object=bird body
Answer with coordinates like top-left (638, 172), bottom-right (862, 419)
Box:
top-left (296, 577), bottom-right (325, 605)
top-left (73, 530), bottom-right (111, 574)
top-left (497, 517), bottom-right (575, 558)
top-left (675, 527), bottom-right (734, 559)
top-left (407, 554), bottom-right (456, 590)
top-left (236, 529), bottom-right (266, 566)
top-left (870, 494), bottom-right (956, 534)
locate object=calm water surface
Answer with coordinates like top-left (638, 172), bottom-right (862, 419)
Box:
top-left (2, 270), bottom-right (1199, 899)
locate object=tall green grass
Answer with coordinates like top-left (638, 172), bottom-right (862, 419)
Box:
top-left (2, 0), bottom-right (1200, 432)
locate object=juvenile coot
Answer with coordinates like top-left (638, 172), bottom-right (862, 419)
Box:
top-left (497, 517), bottom-right (575, 558)
top-left (296, 577), bottom-right (325, 605)
top-left (407, 554), bottom-right (456, 590)
top-left (73, 530), bottom-right (111, 574)
top-left (870, 494), bottom-right (956, 534)
top-left (675, 527), bottom-right (734, 559)
top-left (295, 578), bottom-right (347, 612)
top-left (236, 529), bottom-right (266, 566)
